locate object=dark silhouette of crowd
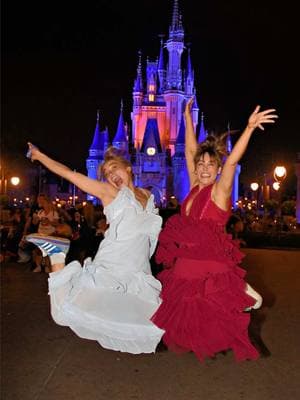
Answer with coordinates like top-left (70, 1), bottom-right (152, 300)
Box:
top-left (0, 194), bottom-right (109, 270)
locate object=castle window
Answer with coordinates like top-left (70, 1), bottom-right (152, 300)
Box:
top-left (149, 94), bottom-right (154, 102)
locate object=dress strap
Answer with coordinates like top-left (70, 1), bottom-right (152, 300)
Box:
top-left (199, 185), bottom-right (213, 220)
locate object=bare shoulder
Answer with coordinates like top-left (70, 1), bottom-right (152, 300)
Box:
top-left (137, 187), bottom-right (152, 199)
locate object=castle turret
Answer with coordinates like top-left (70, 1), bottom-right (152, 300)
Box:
top-left (226, 123), bottom-right (240, 209)
top-left (164, 0), bottom-right (186, 155)
top-left (157, 37), bottom-right (166, 93)
top-left (86, 110), bottom-right (106, 203)
top-left (112, 100), bottom-right (129, 157)
top-left (132, 51), bottom-right (144, 147)
top-left (86, 110), bottom-right (104, 181)
top-left (198, 112), bottom-right (207, 143)
top-left (172, 114), bottom-right (189, 202)
top-left (146, 58), bottom-right (158, 103)
top-left (166, 0), bottom-right (184, 90)
top-left (185, 47), bottom-right (194, 96)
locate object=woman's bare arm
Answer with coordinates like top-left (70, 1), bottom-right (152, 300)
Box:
top-left (27, 142), bottom-right (117, 203)
top-left (184, 97), bottom-right (199, 188)
top-left (214, 106), bottom-right (278, 207)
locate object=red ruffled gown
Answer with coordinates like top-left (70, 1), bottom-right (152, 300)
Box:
top-left (151, 184), bottom-right (259, 361)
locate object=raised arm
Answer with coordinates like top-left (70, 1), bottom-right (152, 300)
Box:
top-left (214, 106), bottom-right (278, 206)
top-left (184, 97), bottom-right (198, 188)
top-left (27, 142), bottom-right (117, 204)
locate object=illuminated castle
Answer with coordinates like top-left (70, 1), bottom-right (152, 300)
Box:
top-left (86, 0), bottom-right (240, 207)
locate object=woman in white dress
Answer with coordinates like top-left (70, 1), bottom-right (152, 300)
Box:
top-left (26, 143), bottom-right (165, 354)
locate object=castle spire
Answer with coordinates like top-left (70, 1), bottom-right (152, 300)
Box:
top-left (226, 122), bottom-right (232, 153)
top-left (112, 100), bottom-right (129, 154)
top-left (166, 0), bottom-right (184, 90)
top-left (89, 109), bottom-right (104, 156)
top-left (198, 112), bottom-right (207, 143)
top-left (186, 46), bottom-right (193, 77)
top-left (171, 0), bottom-right (180, 31)
top-left (185, 45), bottom-right (195, 95)
top-left (133, 50), bottom-right (143, 92)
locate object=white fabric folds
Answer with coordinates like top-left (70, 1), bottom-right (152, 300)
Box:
top-left (48, 187), bottom-right (164, 354)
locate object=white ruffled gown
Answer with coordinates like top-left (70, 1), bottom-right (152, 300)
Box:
top-left (48, 187), bottom-right (165, 353)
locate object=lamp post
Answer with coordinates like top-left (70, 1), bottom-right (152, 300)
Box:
top-left (273, 165), bottom-right (287, 224)
top-left (273, 166), bottom-right (287, 187)
top-left (0, 170), bottom-right (20, 195)
top-left (250, 182), bottom-right (259, 210)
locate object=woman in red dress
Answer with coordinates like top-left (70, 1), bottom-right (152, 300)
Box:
top-left (151, 98), bottom-right (278, 361)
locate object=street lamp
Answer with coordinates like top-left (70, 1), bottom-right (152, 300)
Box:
top-left (250, 182), bottom-right (260, 208)
top-left (250, 182), bottom-right (259, 192)
top-left (10, 176), bottom-right (20, 186)
top-left (272, 181), bottom-right (280, 191)
top-left (274, 166), bottom-right (287, 183)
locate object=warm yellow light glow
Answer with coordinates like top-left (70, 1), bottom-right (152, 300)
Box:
top-left (272, 181), bottom-right (280, 191)
top-left (146, 147), bottom-right (156, 156)
top-left (149, 94), bottom-right (154, 102)
top-left (149, 84), bottom-right (155, 91)
top-left (10, 176), bottom-right (20, 186)
top-left (274, 166), bottom-right (287, 181)
top-left (250, 182), bottom-right (259, 191)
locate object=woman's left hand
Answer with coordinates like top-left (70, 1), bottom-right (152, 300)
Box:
top-left (247, 105), bottom-right (278, 131)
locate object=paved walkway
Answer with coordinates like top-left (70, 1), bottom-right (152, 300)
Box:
top-left (1, 248), bottom-right (300, 400)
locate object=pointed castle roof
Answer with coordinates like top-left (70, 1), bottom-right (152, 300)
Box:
top-left (226, 123), bottom-right (233, 153)
top-left (89, 110), bottom-right (105, 157)
top-left (133, 51), bottom-right (143, 92)
top-left (198, 112), bottom-right (207, 143)
top-left (140, 119), bottom-right (162, 153)
top-left (112, 101), bottom-right (128, 145)
top-left (158, 38), bottom-right (165, 71)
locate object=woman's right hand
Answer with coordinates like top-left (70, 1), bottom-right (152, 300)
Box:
top-left (184, 96), bottom-right (194, 116)
top-left (26, 142), bottom-right (41, 161)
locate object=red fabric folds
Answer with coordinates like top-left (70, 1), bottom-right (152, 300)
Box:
top-left (156, 213), bottom-right (245, 270)
top-left (151, 184), bottom-right (260, 362)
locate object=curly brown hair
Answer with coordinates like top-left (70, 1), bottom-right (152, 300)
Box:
top-left (194, 132), bottom-right (229, 168)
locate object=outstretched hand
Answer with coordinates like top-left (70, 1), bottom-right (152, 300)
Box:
top-left (184, 96), bottom-right (194, 116)
top-left (26, 142), bottom-right (40, 161)
top-left (247, 106), bottom-right (278, 131)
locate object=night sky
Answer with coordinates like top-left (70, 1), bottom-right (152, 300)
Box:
top-left (2, 0), bottom-right (300, 193)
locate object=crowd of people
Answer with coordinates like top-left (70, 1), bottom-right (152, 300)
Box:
top-left (0, 195), bottom-right (108, 268)
top-left (1, 99), bottom-right (278, 362)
